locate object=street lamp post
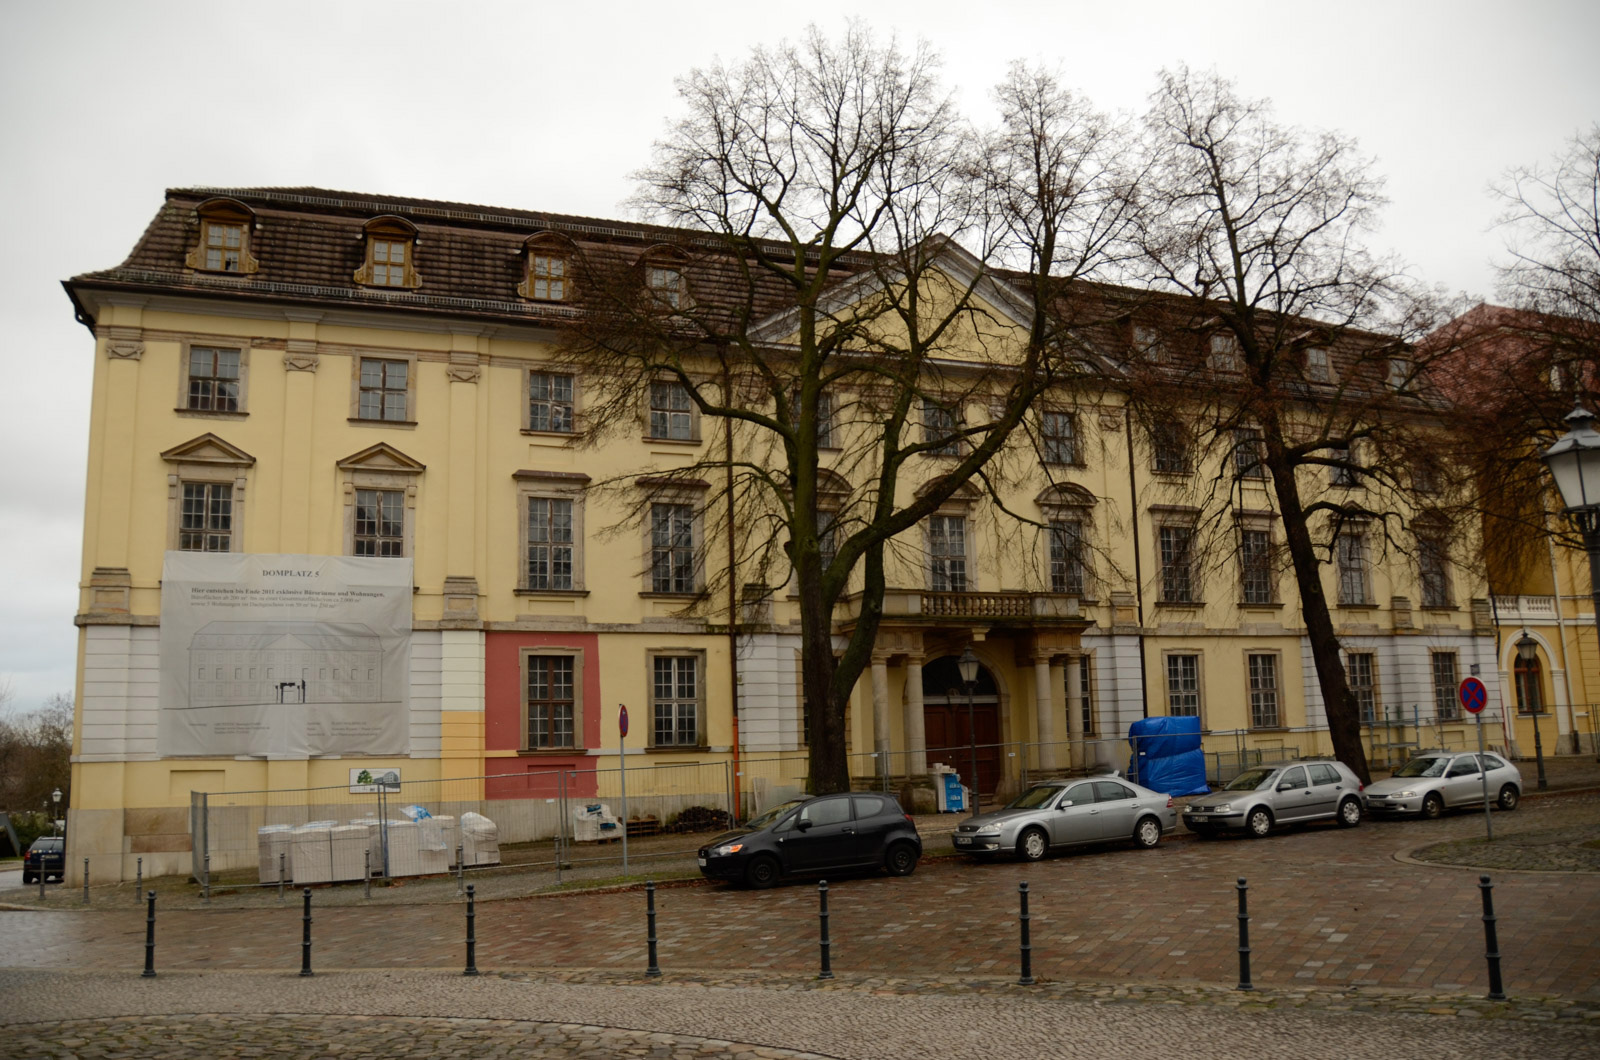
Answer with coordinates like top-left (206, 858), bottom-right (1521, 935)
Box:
top-left (1541, 405), bottom-right (1600, 763)
top-left (51, 788), bottom-right (61, 837)
top-left (1514, 631), bottom-right (1549, 791)
top-left (958, 647), bottom-right (980, 815)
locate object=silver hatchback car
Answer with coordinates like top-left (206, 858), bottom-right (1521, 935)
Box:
top-left (1364, 751), bottom-right (1522, 818)
top-left (1183, 759), bottom-right (1366, 838)
top-left (952, 775), bottom-right (1178, 861)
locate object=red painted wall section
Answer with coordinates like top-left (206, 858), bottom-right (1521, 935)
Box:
top-left (484, 631), bottom-right (601, 799)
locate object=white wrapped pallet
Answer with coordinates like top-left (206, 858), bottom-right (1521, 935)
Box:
top-left (430, 816), bottom-right (459, 867)
top-left (572, 802), bottom-right (620, 843)
top-left (385, 819), bottom-right (423, 877)
top-left (290, 823), bottom-right (334, 885)
top-left (257, 825), bottom-right (294, 884)
top-left (329, 825), bottom-right (369, 882)
top-left (416, 816), bottom-right (449, 876)
top-left (460, 811), bottom-right (500, 866)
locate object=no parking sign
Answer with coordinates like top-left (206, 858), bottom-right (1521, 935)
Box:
top-left (1458, 677), bottom-right (1487, 714)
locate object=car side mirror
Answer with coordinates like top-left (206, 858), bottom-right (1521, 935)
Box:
top-left (1277, 784), bottom-right (1292, 792)
top-left (795, 818), bottom-right (813, 831)
top-left (1058, 800), bottom-right (1073, 809)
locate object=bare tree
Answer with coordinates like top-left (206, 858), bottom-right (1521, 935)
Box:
top-left (1124, 68), bottom-right (1452, 783)
top-left (1495, 124), bottom-right (1600, 328)
top-left (0, 690), bottom-right (72, 815)
top-left (562, 32), bottom-right (1136, 792)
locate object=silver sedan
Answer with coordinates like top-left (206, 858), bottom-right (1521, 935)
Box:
top-left (1365, 751), bottom-right (1522, 818)
top-left (952, 775), bottom-right (1179, 861)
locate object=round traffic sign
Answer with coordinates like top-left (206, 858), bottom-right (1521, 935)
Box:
top-left (619, 704), bottom-right (630, 738)
top-left (1458, 677), bottom-right (1488, 714)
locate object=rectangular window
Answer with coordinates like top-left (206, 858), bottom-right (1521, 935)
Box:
top-left (1328, 446), bottom-right (1358, 487)
top-left (1041, 411), bottom-right (1077, 465)
top-left (1348, 652), bottom-right (1377, 724)
top-left (1159, 524), bottom-right (1194, 603)
top-left (817, 509), bottom-right (839, 572)
top-left (1305, 347), bottom-right (1331, 381)
top-left (1388, 357), bottom-right (1410, 390)
top-left (180, 482), bottom-right (232, 552)
top-left (358, 359), bottom-right (409, 421)
top-left (529, 372), bottom-right (575, 433)
top-left (1166, 654), bottom-right (1200, 717)
top-left (1240, 528), bottom-right (1273, 605)
top-left (1151, 422), bottom-right (1190, 474)
top-left (923, 400), bottom-right (962, 455)
top-left (1232, 428), bottom-right (1265, 479)
top-left (371, 239), bottom-right (409, 287)
top-left (1079, 659), bottom-right (1095, 736)
top-left (187, 346), bottom-right (240, 412)
top-left (1336, 530), bottom-right (1370, 606)
top-left (789, 391), bottom-right (836, 449)
top-left (204, 222), bottom-right (244, 272)
top-left (1419, 536), bottom-right (1452, 608)
top-left (1432, 651), bottom-right (1460, 721)
top-left (1210, 334), bottom-right (1239, 373)
top-left (928, 514), bottom-right (967, 592)
top-left (652, 655), bottom-right (699, 746)
top-left (1248, 654), bottom-right (1280, 728)
top-left (1049, 519), bottom-right (1085, 594)
top-left (354, 489), bottom-right (404, 557)
top-left (526, 655), bottom-right (575, 749)
top-left (1133, 324), bottom-right (1166, 363)
top-left (648, 267), bottom-right (682, 308)
top-left (527, 497), bottom-right (574, 590)
top-left (649, 381), bottom-right (693, 440)
top-left (530, 254), bottom-right (566, 301)
top-left (651, 503), bottom-right (695, 593)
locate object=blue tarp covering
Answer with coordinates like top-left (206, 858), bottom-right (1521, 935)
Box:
top-left (1128, 716), bottom-right (1210, 796)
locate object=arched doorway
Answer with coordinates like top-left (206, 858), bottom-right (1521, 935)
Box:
top-left (921, 655), bottom-right (1001, 796)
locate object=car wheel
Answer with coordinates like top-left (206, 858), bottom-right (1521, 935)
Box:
top-left (1133, 816), bottom-right (1163, 849)
top-left (1497, 784), bottom-right (1520, 812)
top-left (884, 841), bottom-right (919, 877)
top-left (743, 854), bottom-right (781, 890)
top-left (1337, 797), bottom-right (1362, 828)
top-left (1246, 807), bottom-right (1273, 838)
top-left (1421, 793), bottom-right (1444, 820)
top-left (1017, 827), bottom-right (1049, 862)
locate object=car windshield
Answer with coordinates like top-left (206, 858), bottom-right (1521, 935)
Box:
top-left (744, 798), bottom-right (807, 831)
top-left (1393, 756), bottom-right (1449, 778)
top-left (1224, 768), bottom-right (1277, 791)
top-left (1007, 785), bottom-right (1062, 810)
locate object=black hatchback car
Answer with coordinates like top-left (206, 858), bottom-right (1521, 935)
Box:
top-left (698, 791), bottom-right (922, 888)
top-left (24, 836), bottom-right (65, 884)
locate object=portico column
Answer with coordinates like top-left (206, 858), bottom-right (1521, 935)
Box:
top-left (1065, 653), bottom-right (1085, 771)
top-left (904, 654), bottom-right (928, 775)
top-left (871, 653), bottom-right (891, 775)
top-left (1034, 655), bottom-right (1059, 771)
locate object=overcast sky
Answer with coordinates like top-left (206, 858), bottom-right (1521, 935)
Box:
top-left (1, 0), bottom-right (1596, 715)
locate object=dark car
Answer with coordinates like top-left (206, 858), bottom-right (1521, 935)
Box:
top-left (697, 791), bottom-right (922, 888)
top-left (24, 836), bottom-right (65, 884)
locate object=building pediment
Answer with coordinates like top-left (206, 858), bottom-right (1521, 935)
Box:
top-left (160, 433), bottom-right (255, 468)
top-left (336, 442), bottom-right (425, 474)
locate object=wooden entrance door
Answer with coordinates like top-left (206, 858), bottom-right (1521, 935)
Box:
top-left (921, 655), bottom-right (1002, 796)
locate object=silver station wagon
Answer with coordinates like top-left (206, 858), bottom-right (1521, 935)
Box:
top-left (1183, 760), bottom-right (1366, 838)
top-left (1364, 751), bottom-right (1522, 818)
top-left (952, 776), bottom-right (1178, 861)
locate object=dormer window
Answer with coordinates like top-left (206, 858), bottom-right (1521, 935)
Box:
top-left (1209, 334), bottom-right (1240, 373)
top-left (186, 198), bottom-right (259, 274)
top-left (648, 267), bottom-right (683, 308)
top-left (354, 216), bottom-right (420, 289)
top-left (519, 232), bottom-right (575, 302)
top-left (638, 245), bottom-right (691, 311)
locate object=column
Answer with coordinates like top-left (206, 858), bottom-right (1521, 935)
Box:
top-left (1065, 653), bottom-right (1084, 771)
top-left (871, 654), bottom-right (891, 775)
top-left (904, 654), bottom-right (927, 776)
top-left (1034, 656), bottom-right (1059, 771)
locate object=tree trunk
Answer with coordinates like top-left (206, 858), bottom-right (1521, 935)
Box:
top-left (800, 595), bottom-right (850, 794)
top-left (1263, 422), bottom-right (1373, 784)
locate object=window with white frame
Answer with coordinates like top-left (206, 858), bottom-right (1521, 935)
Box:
top-left (187, 346), bottom-right (241, 412)
top-left (358, 359), bottom-right (410, 422)
top-left (1240, 528), bottom-right (1273, 605)
top-left (528, 372), bottom-right (575, 433)
top-left (923, 400), bottom-right (962, 455)
top-left (1432, 651), bottom-right (1460, 721)
top-left (1078, 658), bottom-right (1095, 735)
top-left (928, 514), bottom-right (967, 592)
top-left (529, 253), bottom-right (567, 301)
top-left (1159, 524), bottom-right (1195, 603)
top-left (526, 497), bottom-right (574, 590)
top-left (1388, 356), bottom-right (1410, 390)
top-left (1305, 347), bottom-right (1332, 382)
top-left (180, 482), bottom-right (233, 552)
top-left (1041, 411), bottom-right (1078, 465)
top-left (1151, 421), bottom-right (1190, 474)
top-left (525, 654), bottom-right (576, 749)
top-left (789, 390), bottom-right (836, 449)
top-left (1049, 519), bottom-right (1086, 594)
top-left (649, 381), bottom-right (694, 441)
top-left (1232, 428), bottom-right (1265, 479)
top-left (1210, 333), bottom-right (1240, 373)
top-left (650, 502), bottom-right (696, 593)
top-left (1336, 528), bottom-right (1371, 606)
top-left (1418, 533), bottom-right (1452, 608)
top-left (1248, 653), bottom-right (1280, 728)
top-left (353, 489), bottom-right (405, 556)
top-left (202, 220), bottom-right (246, 272)
top-left (1133, 324), bottom-right (1166, 363)
top-left (651, 654), bottom-right (700, 746)
top-left (1166, 654), bottom-right (1200, 717)
top-left (1347, 652), bottom-right (1377, 724)
top-left (647, 266), bottom-right (684, 308)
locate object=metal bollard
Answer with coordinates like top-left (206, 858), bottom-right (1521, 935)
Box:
top-left (645, 880), bottom-right (662, 977)
top-left (1236, 877), bottom-right (1253, 991)
top-left (463, 884), bottom-right (479, 976)
top-left (203, 854), bottom-right (211, 906)
top-left (457, 844), bottom-right (465, 895)
top-left (364, 849), bottom-right (371, 900)
top-left (135, 857), bottom-right (143, 904)
top-left (38, 861), bottom-right (45, 901)
top-left (278, 852), bottom-right (286, 904)
top-left (817, 879), bottom-right (834, 980)
top-left (1017, 882), bottom-right (1035, 986)
top-left (142, 890), bottom-right (157, 978)
top-left (1479, 875), bottom-right (1507, 1000)
top-left (300, 888), bottom-right (314, 977)
top-left (83, 858), bottom-right (90, 905)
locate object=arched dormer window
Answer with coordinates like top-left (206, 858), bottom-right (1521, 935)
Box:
top-left (637, 244), bottom-right (691, 310)
top-left (354, 215), bottom-right (421, 289)
top-left (518, 231), bottom-right (574, 302)
top-left (186, 198), bottom-right (259, 274)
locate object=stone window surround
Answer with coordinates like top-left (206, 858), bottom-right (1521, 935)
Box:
top-left (645, 647), bottom-right (708, 751)
top-left (923, 486), bottom-right (979, 592)
top-left (1162, 649), bottom-right (1204, 727)
top-left (1234, 510), bottom-right (1281, 607)
top-left (185, 197), bottom-right (260, 275)
top-left (522, 365), bottom-right (580, 435)
top-left (353, 215), bottom-right (422, 290)
top-left (519, 645), bottom-right (586, 753)
top-left (175, 337), bottom-right (251, 418)
top-left (337, 444), bottom-right (424, 558)
top-left (515, 469), bottom-right (590, 594)
top-left (646, 377), bottom-right (700, 444)
top-left (1037, 484), bottom-right (1096, 599)
top-left (638, 476), bottom-right (709, 597)
top-left (1245, 648), bottom-right (1285, 730)
top-left (349, 351), bottom-right (419, 426)
top-left (162, 436), bottom-right (254, 554)
top-left (519, 231), bottom-right (576, 303)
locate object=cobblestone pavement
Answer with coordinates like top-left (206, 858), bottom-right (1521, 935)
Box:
top-left (3, 795), bottom-right (1598, 1002)
top-left (1407, 798), bottom-right (1600, 872)
top-left (2, 969), bottom-right (1597, 1060)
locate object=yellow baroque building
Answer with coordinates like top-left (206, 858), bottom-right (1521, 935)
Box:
top-left (63, 188), bottom-right (1500, 882)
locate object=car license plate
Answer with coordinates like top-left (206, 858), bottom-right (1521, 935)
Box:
top-left (954, 837), bottom-right (971, 846)
top-left (697, 857), bottom-right (707, 867)
top-left (1188, 815), bottom-right (1207, 822)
